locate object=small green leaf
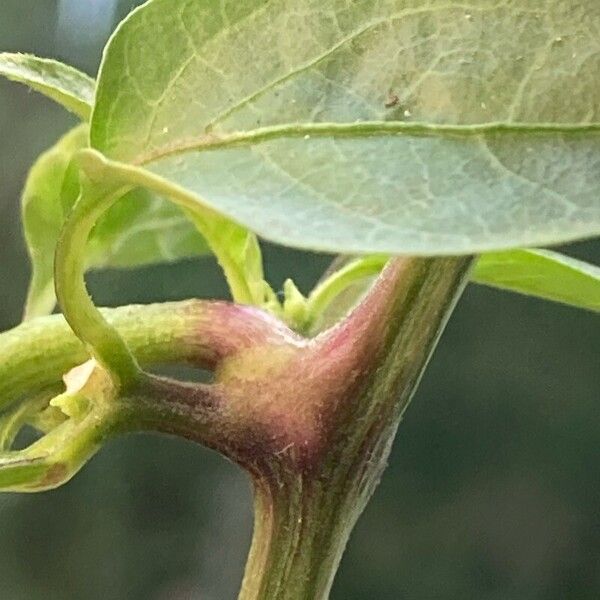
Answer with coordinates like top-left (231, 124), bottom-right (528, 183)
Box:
top-left (22, 126), bottom-right (88, 319)
top-left (91, 0), bottom-right (600, 256)
top-left (473, 250), bottom-right (600, 312)
top-left (22, 126), bottom-right (209, 319)
top-left (0, 52), bottom-right (94, 119)
top-left (0, 388), bottom-right (60, 451)
top-left (186, 210), bottom-right (275, 307)
top-left (0, 360), bottom-right (119, 493)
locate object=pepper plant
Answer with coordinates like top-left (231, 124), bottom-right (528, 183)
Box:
top-left (1, 1), bottom-right (599, 598)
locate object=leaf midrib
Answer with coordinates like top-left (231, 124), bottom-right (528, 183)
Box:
top-left (133, 120), bottom-right (600, 166)
top-left (202, 3), bottom-right (492, 131)
top-left (144, 2), bottom-right (548, 135)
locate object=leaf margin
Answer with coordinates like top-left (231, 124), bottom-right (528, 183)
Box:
top-left (0, 52), bottom-right (94, 119)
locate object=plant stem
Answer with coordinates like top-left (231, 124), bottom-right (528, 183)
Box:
top-left (0, 300), bottom-right (292, 412)
top-left (0, 299), bottom-right (301, 493)
top-left (238, 256), bottom-right (473, 599)
top-left (75, 149), bottom-right (275, 310)
top-left (6, 249), bottom-right (472, 593)
top-left (240, 473), bottom-right (365, 600)
top-left (305, 254), bottom-right (388, 327)
top-left (54, 180), bottom-right (141, 387)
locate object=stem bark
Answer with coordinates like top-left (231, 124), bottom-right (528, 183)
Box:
top-left (238, 256), bottom-right (473, 599)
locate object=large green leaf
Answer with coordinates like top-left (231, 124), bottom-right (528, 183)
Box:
top-left (22, 125), bottom-right (208, 319)
top-left (474, 249), bottom-right (600, 312)
top-left (0, 53), bottom-right (94, 119)
top-left (91, 0), bottom-right (600, 255)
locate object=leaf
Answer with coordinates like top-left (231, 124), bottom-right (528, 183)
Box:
top-left (185, 209), bottom-right (277, 307)
top-left (473, 250), bottom-right (600, 312)
top-left (0, 389), bottom-right (60, 451)
top-left (22, 125), bottom-right (208, 319)
top-left (0, 360), bottom-right (118, 493)
top-left (22, 126), bottom-right (88, 318)
top-left (295, 249), bottom-right (600, 331)
top-left (90, 0), bottom-right (600, 256)
top-left (0, 52), bottom-right (94, 119)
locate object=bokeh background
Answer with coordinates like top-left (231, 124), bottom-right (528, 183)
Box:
top-left (0, 2), bottom-right (598, 599)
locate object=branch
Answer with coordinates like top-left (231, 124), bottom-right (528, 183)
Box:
top-left (0, 299), bottom-right (298, 413)
top-left (0, 299), bottom-right (301, 492)
top-left (238, 256), bottom-right (473, 599)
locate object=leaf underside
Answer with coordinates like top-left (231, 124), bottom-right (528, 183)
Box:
top-left (474, 249), bottom-right (600, 312)
top-left (90, 0), bottom-right (599, 255)
top-left (22, 125), bottom-right (208, 319)
top-left (0, 52), bottom-right (95, 119)
top-left (1, 0), bottom-right (599, 318)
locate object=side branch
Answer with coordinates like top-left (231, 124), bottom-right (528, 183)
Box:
top-left (0, 300), bottom-right (298, 413)
top-left (0, 299), bottom-right (301, 493)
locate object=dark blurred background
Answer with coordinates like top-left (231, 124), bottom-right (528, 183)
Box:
top-left (1, 2), bottom-right (598, 599)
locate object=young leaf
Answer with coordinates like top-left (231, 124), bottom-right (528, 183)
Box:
top-left (0, 389), bottom-right (61, 451)
top-left (91, 0), bottom-right (600, 256)
top-left (23, 126), bottom-right (88, 319)
top-left (301, 249), bottom-right (600, 331)
top-left (0, 53), bottom-right (94, 119)
top-left (473, 250), bottom-right (600, 312)
top-left (0, 360), bottom-right (119, 493)
top-left (185, 210), bottom-right (277, 308)
top-left (22, 125), bottom-right (208, 319)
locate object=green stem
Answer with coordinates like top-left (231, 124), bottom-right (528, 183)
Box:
top-left (305, 254), bottom-right (388, 329)
top-left (0, 300), bottom-right (290, 412)
top-left (186, 209), bottom-right (266, 306)
top-left (54, 179), bottom-right (141, 387)
top-left (76, 149), bottom-right (274, 309)
top-left (239, 256), bottom-right (473, 599)
top-left (240, 474), bottom-right (359, 600)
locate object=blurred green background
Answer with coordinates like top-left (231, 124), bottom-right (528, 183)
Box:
top-left (0, 2), bottom-right (598, 599)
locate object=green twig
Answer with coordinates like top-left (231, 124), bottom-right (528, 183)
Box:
top-left (304, 254), bottom-right (388, 329)
top-left (54, 178), bottom-right (141, 388)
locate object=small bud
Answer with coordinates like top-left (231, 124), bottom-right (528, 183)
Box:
top-left (282, 279), bottom-right (309, 330)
